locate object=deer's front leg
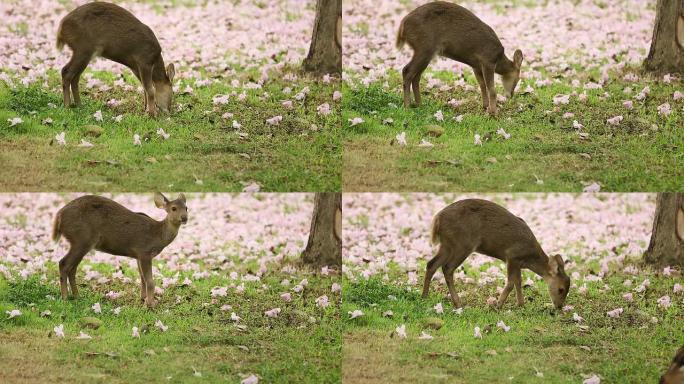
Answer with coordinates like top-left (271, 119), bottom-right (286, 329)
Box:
top-left (496, 280), bottom-right (514, 308)
top-left (136, 259), bottom-right (146, 302)
top-left (481, 63), bottom-right (497, 116)
top-left (497, 262), bottom-right (519, 308)
top-left (140, 66), bottom-right (157, 117)
top-left (511, 267), bottom-right (524, 307)
top-left (473, 67), bottom-right (489, 110)
top-left (139, 258), bottom-right (156, 308)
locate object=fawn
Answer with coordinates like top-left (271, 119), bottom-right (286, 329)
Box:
top-left (424, 199), bottom-right (570, 309)
top-left (52, 193), bottom-right (187, 307)
top-left (56, 2), bottom-right (175, 116)
top-left (397, 2), bottom-right (523, 115)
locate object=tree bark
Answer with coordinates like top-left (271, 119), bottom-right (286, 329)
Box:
top-left (301, 193), bottom-right (342, 268)
top-left (302, 0), bottom-right (342, 76)
top-left (644, 193), bottom-right (684, 266)
top-left (643, 0), bottom-right (684, 74)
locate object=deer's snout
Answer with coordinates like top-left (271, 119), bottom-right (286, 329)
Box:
top-left (180, 215), bottom-right (188, 224)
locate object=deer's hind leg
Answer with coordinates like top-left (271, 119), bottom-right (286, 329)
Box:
top-left (441, 245), bottom-right (472, 308)
top-left (59, 242), bottom-right (91, 299)
top-left (61, 51), bottom-right (92, 107)
top-left (402, 49), bottom-right (434, 107)
top-left (69, 54), bottom-right (91, 107)
top-left (423, 247), bottom-right (448, 298)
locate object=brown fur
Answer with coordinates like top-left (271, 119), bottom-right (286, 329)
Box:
top-left (56, 1), bottom-right (175, 116)
top-left (424, 199), bottom-right (570, 309)
top-left (397, 1), bottom-right (523, 115)
top-left (661, 346), bottom-right (684, 384)
top-left (52, 193), bottom-right (187, 307)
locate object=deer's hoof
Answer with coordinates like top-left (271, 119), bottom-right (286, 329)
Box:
top-left (487, 107), bottom-right (498, 117)
top-left (145, 298), bottom-right (157, 308)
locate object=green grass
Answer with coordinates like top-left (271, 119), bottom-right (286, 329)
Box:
top-left (0, 263), bottom-right (341, 383)
top-left (342, 67), bottom-right (684, 192)
top-left (342, 266), bottom-right (683, 383)
top-left (0, 65), bottom-right (340, 192)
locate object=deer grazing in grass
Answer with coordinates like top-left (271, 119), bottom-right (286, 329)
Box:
top-left (424, 199), bottom-right (570, 309)
top-left (56, 1), bottom-right (176, 117)
top-left (396, 1), bottom-right (523, 116)
top-left (52, 193), bottom-right (187, 308)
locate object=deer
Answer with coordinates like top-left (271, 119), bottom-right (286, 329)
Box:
top-left (51, 193), bottom-right (188, 308)
top-left (661, 346), bottom-right (684, 384)
top-left (56, 1), bottom-right (176, 117)
top-left (396, 1), bottom-right (523, 116)
top-left (424, 199), bottom-right (570, 309)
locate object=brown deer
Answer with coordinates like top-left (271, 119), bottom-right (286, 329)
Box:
top-left (424, 199), bottom-right (570, 309)
top-left (662, 346), bottom-right (684, 384)
top-left (56, 2), bottom-right (176, 116)
top-left (396, 1), bottom-right (523, 115)
top-left (51, 193), bottom-right (188, 308)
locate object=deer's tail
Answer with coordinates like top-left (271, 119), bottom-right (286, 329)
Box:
top-left (51, 211), bottom-right (62, 242)
top-left (430, 213), bottom-right (441, 245)
top-left (396, 18), bottom-right (406, 49)
top-left (56, 20), bottom-right (65, 51)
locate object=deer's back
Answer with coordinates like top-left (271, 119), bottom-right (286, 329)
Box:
top-left (402, 2), bottom-right (503, 66)
top-left (436, 199), bottom-right (540, 261)
top-left (59, 2), bottom-right (161, 63)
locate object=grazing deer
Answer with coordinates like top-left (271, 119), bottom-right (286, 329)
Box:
top-left (424, 199), bottom-right (570, 309)
top-left (396, 1), bottom-right (523, 115)
top-left (52, 193), bottom-right (187, 307)
top-left (661, 346), bottom-right (684, 384)
top-left (56, 1), bottom-right (176, 116)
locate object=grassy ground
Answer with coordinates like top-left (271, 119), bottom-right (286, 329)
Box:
top-left (342, 267), bottom-right (683, 383)
top-left (0, 265), bottom-right (341, 383)
top-left (342, 68), bottom-right (684, 192)
top-left (0, 65), bottom-right (340, 192)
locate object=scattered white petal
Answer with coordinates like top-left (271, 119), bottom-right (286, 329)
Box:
top-left (348, 310), bottom-right (364, 319)
top-left (6, 309), bottom-right (21, 318)
top-left (395, 324), bottom-right (407, 339)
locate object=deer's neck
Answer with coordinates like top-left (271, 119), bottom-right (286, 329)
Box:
top-left (495, 55), bottom-right (516, 75)
top-left (159, 218), bottom-right (180, 247)
top-left (524, 250), bottom-right (551, 279)
top-left (152, 55), bottom-right (168, 84)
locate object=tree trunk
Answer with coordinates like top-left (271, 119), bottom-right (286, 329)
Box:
top-left (302, 0), bottom-right (342, 76)
top-left (643, 0), bottom-right (684, 74)
top-left (301, 193), bottom-right (342, 268)
top-left (644, 193), bottom-right (684, 266)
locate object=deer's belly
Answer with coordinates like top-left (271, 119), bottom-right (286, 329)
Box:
top-left (94, 240), bottom-right (133, 258)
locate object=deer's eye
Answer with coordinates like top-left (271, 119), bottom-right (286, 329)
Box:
top-left (171, 207), bottom-right (177, 211)
top-left (559, 288), bottom-right (565, 294)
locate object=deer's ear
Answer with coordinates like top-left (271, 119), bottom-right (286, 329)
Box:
top-left (549, 255), bottom-right (560, 275)
top-left (550, 254), bottom-right (566, 275)
top-left (177, 193), bottom-right (186, 204)
top-left (154, 192), bottom-right (168, 208)
top-left (513, 49), bottom-right (523, 68)
top-left (166, 63), bottom-right (175, 83)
